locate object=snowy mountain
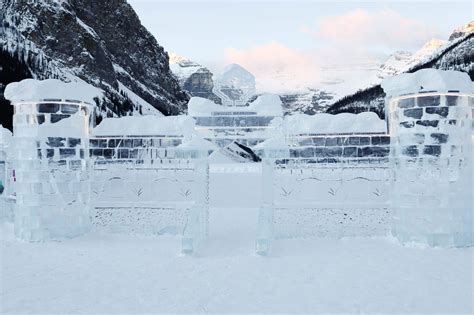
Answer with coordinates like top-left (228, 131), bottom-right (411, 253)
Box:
top-left (327, 21), bottom-right (474, 118)
top-left (279, 90), bottom-right (335, 115)
top-left (378, 39), bottom-right (447, 78)
top-left (449, 21), bottom-right (474, 41)
top-left (169, 53), bottom-right (221, 104)
top-left (0, 0), bottom-right (188, 129)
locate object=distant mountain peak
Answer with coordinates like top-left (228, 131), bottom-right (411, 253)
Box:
top-left (379, 38), bottom-right (446, 78)
top-left (449, 20), bottom-right (474, 40)
top-left (168, 53), bottom-right (221, 104)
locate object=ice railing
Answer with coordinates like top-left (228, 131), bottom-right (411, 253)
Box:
top-left (88, 131), bottom-right (211, 254)
top-left (89, 116), bottom-right (212, 252)
top-left (255, 113), bottom-right (393, 255)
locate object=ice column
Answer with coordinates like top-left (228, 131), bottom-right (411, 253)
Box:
top-left (12, 101), bottom-right (92, 241)
top-left (255, 135), bottom-right (290, 255)
top-left (0, 127), bottom-right (13, 221)
top-left (179, 140), bottom-right (210, 254)
top-left (384, 70), bottom-right (473, 247)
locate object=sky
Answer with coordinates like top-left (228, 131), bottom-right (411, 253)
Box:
top-left (128, 0), bottom-right (473, 92)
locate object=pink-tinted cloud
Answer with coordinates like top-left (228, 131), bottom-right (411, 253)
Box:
top-left (305, 9), bottom-right (438, 49)
top-left (224, 41), bottom-right (321, 92)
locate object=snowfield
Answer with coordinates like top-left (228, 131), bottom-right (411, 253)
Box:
top-left (1, 171), bottom-right (473, 314)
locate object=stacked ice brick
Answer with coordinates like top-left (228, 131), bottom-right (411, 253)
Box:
top-left (10, 100), bottom-right (92, 241)
top-left (383, 69), bottom-right (474, 247)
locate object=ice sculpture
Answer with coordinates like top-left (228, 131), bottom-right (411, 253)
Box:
top-left (382, 69), bottom-right (474, 247)
top-left (90, 116), bottom-right (213, 254)
top-left (10, 100), bottom-right (93, 241)
top-left (188, 95), bottom-right (283, 148)
top-left (255, 113), bottom-right (391, 255)
top-left (213, 64), bottom-right (256, 106)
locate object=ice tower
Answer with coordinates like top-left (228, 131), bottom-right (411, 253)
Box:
top-left (383, 69), bottom-right (474, 247)
top-left (10, 99), bottom-right (93, 241)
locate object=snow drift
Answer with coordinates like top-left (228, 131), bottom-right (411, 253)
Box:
top-left (4, 79), bottom-right (102, 105)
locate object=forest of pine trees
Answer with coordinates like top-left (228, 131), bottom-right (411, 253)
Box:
top-left (0, 47), bottom-right (33, 131)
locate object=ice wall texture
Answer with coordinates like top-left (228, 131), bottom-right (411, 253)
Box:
top-left (11, 101), bottom-right (92, 241)
top-left (384, 69), bottom-right (474, 247)
top-left (0, 126), bottom-right (13, 220)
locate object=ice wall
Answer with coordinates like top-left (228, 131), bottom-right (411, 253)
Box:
top-left (0, 126), bottom-right (13, 221)
top-left (10, 101), bottom-right (92, 241)
top-left (383, 69), bottom-right (474, 247)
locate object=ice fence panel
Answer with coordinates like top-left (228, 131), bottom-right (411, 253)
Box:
top-left (256, 113), bottom-right (392, 255)
top-left (89, 116), bottom-right (211, 253)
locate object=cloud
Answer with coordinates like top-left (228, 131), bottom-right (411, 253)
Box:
top-left (305, 9), bottom-right (438, 49)
top-left (224, 41), bottom-right (321, 92)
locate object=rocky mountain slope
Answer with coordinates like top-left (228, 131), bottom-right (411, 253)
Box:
top-left (327, 22), bottom-right (474, 118)
top-left (169, 53), bottom-right (221, 104)
top-left (0, 0), bottom-right (189, 129)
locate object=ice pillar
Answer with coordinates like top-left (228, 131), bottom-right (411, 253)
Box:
top-left (12, 101), bottom-right (92, 241)
top-left (181, 153), bottom-right (210, 254)
top-left (386, 90), bottom-right (473, 247)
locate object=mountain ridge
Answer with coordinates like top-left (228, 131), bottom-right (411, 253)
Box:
top-left (0, 0), bottom-right (189, 125)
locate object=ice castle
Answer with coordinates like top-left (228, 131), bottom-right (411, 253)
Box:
top-left (0, 69), bottom-right (472, 253)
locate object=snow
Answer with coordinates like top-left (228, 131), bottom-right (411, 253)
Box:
top-left (188, 94), bottom-right (283, 117)
top-left (452, 20), bottom-right (474, 35)
top-left (168, 53), bottom-right (206, 84)
top-left (281, 112), bottom-right (387, 135)
top-left (36, 112), bottom-right (89, 138)
top-left (75, 17), bottom-right (99, 39)
top-left (92, 115), bottom-right (195, 137)
top-left (379, 39), bottom-right (447, 78)
top-left (1, 208), bottom-right (472, 313)
top-left (177, 135), bottom-right (217, 151)
top-left (382, 69), bottom-right (474, 97)
top-left (4, 78), bottom-right (102, 105)
top-left (117, 81), bottom-right (164, 116)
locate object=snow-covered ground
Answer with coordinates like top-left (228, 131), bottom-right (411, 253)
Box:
top-left (1, 169), bottom-right (473, 314)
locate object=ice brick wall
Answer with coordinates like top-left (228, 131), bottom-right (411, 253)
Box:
top-left (11, 101), bottom-right (92, 241)
top-left (388, 93), bottom-right (473, 247)
top-left (88, 135), bottom-right (210, 252)
top-left (286, 134), bottom-right (390, 161)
